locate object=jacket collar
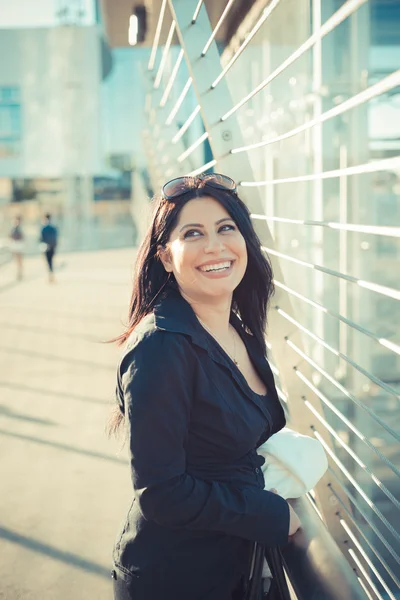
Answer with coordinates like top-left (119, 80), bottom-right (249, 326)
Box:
top-left (154, 290), bottom-right (284, 427)
top-left (154, 289), bottom-right (252, 353)
top-left (154, 289), bottom-right (209, 350)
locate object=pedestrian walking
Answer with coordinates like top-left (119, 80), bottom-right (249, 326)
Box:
top-left (40, 214), bottom-right (58, 283)
top-left (9, 215), bottom-right (25, 281)
top-left (109, 173), bottom-right (301, 600)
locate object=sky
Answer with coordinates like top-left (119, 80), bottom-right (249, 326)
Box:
top-left (0, 0), bottom-right (95, 28)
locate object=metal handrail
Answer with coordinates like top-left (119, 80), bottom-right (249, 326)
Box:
top-left (282, 497), bottom-right (366, 600)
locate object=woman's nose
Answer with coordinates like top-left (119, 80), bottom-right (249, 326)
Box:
top-left (204, 233), bottom-right (224, 253)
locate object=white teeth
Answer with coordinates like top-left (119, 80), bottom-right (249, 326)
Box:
top-left (199, 261), bottom-right (232, 272)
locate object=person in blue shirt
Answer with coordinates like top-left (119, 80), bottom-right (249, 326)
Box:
top-left (40, 213), bottom-right (58, 283)
top-left (109, 173), bottom-right (301, 600)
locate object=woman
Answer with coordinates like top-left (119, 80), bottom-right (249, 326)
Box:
top-left (110, 173), bottom-right (301, 600)
top-left (9, 215), bottom-right (25, 281)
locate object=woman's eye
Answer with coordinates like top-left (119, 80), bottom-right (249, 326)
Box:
top-left (219, 224), bottom-right (236, 233)
top-left (184, 229), bottom-right (202, 239)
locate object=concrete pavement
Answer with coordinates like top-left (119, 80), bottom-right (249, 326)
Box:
top-left (0, 249), bottom-right (136, 600)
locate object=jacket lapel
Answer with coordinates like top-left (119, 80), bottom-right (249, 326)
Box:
top-left (154, 290), bottom-right (285, 429)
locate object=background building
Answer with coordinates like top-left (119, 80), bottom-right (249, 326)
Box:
top-left (0, 0), bottom-right (137, 251)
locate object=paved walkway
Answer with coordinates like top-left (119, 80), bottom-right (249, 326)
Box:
top-left (0, 249), bottom-right (136, 600)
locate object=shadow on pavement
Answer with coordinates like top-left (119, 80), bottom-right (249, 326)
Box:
top-left (61, 277), bottom-right (127, 287)
top-left (0, 277), bottom-right (45, 294)
top-left (0, 429), bottom-right (126, 465)
top-left (0, 405), bottom-right (56, 426)
top-left (0, 321), bottom-right (107, 343)
top-left (0, 305), bottom-right (122, 324)
top-left (0, 259), bottom-right (64, 294)
top-left (0, 526), bottom-right (111, 578)
top-left (0, 346), bottom-right (114, 371)
top-left (0, 381), bottom-right (112, 406)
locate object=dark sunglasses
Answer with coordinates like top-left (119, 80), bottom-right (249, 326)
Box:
top-left (162, 173), bottom-right (237, 200)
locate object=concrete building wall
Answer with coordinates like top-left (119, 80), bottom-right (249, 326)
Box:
top-left (0, 26), bottom-right (103, 178)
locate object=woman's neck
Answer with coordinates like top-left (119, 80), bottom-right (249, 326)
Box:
top-left (181, 291), bottom-right (232, 336)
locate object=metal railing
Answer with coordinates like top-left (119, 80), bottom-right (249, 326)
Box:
top-left (283, 496), bottom-right (369, 600)
top-left (140, 1), bottom-right (400, 598)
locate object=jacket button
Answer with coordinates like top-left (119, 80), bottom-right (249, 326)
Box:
top-left (111, 570), bottom-right (117, 580)
top-left (255, 468), bottom-right (261, 474)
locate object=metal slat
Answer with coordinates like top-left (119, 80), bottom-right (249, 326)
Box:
top-left (231, 70), bottom-right (400, 154)
top-left (201, 0), bottom-right (236, 56)
top-left (220, 0), bottom-right (368, 121)
top-left (278, 307), bottom-right (400, 399)
top-left (172, 106), bottom-right (201, 143)
top-left (305, 404), bottom-right (400, 511)
top-left (264, 246), bottom-right (400, 302)
top-left (154, 21), bottom-right (176, 89)
top-left (287, 340), bottom-right (400, 442)
top-left (211, 0), bottom-right (282, 89)
top-left (186, 159), bottom-right (217, 176)
top-left (357, 578), bottom-right (375, 600)
top-left (315, 434), bottom-right (400, 545)
top-left (160, 49), bottom-right (185, 107)
top-left (273, 279), bottom-right (400, 357)
top-left (165, 77), bottom-right (193, 125)
top-left (341, 519), bottom-right (398, 600)
top-left (332, 489), bottom-right (400, 589)
top-left (327, 472), bottom-right (400, 567)
top-left (241, 155), bottom-right (400, 187)
top-left (177, 132), bottom-right (209, 163)
top-left (252, 214), bottom-right (400, 239)
top-left (191, 0), bottom-right (204, 24)
top-left (296, 369), bottom-right (400, 479)
top-left (148, 0), bottom-right (169, 71)
top-left (348, 549), bottom-right (386, 600)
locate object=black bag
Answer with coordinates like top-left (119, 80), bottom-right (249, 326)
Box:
top-left (264, 547), bottom-right (291, 600)
top-left (244, 543), bottom-right (291, 600)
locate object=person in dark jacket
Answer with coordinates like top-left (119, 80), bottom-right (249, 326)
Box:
top-left (40, 213), bottom-right (58, 283)
top-left (109, 173), bottom-right (301, 600)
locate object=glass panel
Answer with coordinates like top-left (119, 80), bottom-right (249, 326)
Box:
top-left (222, 1), bottom-right (400, 592)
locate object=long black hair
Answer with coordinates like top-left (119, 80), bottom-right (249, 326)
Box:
top-left (108, 182), bottom-right (274, 434)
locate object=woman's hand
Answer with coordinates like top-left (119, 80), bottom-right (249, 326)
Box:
top-left (269, 489), bottom-right (301, 537)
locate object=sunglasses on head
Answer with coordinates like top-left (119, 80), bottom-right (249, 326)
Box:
top-left (162, 173), bottom-right (237, 200)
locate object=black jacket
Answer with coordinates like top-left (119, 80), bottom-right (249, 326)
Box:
top-left (113, 290), bottom-right (290, 600)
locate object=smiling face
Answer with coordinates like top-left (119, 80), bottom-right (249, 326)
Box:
top-left (159, 196), bottom-right (248, 303)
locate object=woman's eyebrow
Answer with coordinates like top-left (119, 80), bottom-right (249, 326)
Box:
top-left (179, 217), bottom-right (233, 233)
top-left (179, 222), bottom-right (204, 232)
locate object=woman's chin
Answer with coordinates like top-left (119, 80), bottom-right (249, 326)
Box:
top-left (199, 281), bottom-right (237, 299)
top-left (179, 275), bottom-right (241, 301)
